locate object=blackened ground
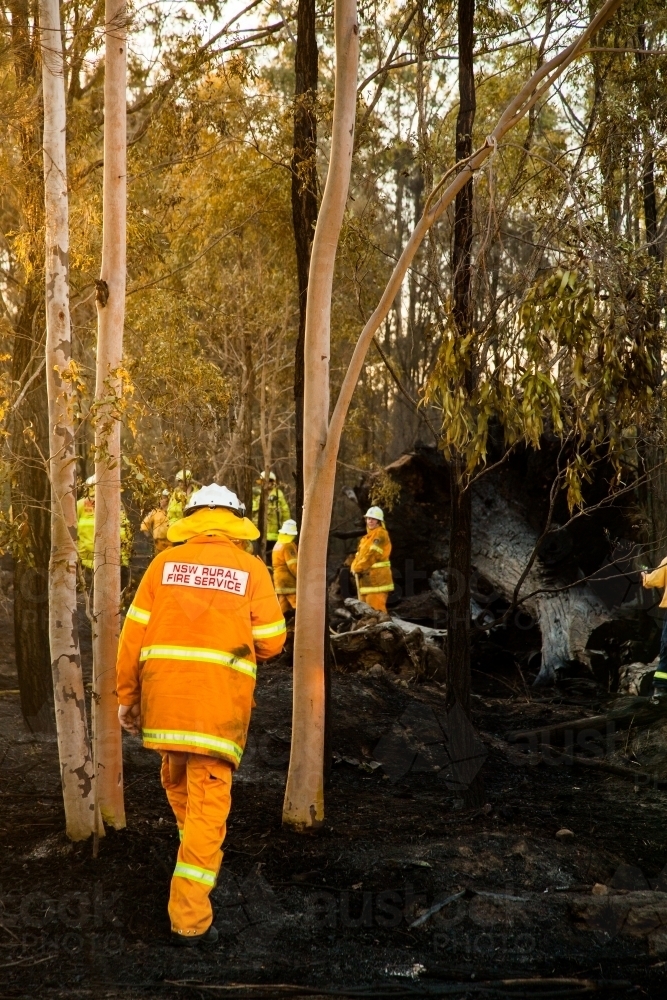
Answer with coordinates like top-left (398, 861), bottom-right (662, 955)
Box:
top-left (1, 589), bottom-right (667, 998)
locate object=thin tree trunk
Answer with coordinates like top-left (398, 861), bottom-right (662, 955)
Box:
top-left (284, 0), bottom-right (624, 827)
top-left (283, 0), bottom-right (359, 831)
top-left (636, 25), bottom-right (666, 558)
top-left (447, 0), bottom-right (475, 716)
top-left (9, 0), bottom-right (53, 734)
top-left (291, 0), bottom-right (318, 530)
top-left (92, 0), bottom-right (127, 831)
top-left (40, 0), bottom-right (95, 840)
top-left (258, 340), bottom-right (272, 561)
top-left (241, 330), bottom-right (255, 511)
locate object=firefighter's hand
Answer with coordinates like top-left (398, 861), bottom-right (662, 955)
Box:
top-left (118, 703), bottom-right (141, 736)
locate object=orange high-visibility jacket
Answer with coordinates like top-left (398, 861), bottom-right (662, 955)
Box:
top-left (351, 525), bottom-right (394, 598)
top-left (272, 540), bottom-right (298, 596)
top-left (116, 536), bottom-right (286, 768)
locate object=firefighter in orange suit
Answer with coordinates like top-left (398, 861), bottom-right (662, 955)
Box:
top-left (350, 505), bottom-right (394, 612)
top-left (272, 518), bottom-right (298, 614)
top-left (116, 484), bottom-right (285, 948)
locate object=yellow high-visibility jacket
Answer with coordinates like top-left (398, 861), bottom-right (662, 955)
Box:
top-left (252, 487), bottom-right (291, 541)
top-left (77, 499), bottom-right (132, 568)
top-left (643, 556), bottom-right (667, 608)
top-left (116, 511), bottom-right (285, 769)
top-left (272, 535), bottom-right (298, 608)
top-left (351, 525), bottom-right (394, 598)
top-left (167, 489), bottom-right (188, 525)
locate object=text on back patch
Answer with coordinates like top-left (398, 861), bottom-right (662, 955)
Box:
top-left (162, 561), bottom-right (249, 596)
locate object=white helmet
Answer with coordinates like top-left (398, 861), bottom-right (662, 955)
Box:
top-left (280, 519), bottom-right (298, 536)
top-left (175, 469), bottom-right (192, 483)
top-left (259, 470), bottom-right (277, 481)
top-left (365, 506), bottom-right (384, 522)
top-left (85, 475), bottom-right (96, 487)
top-left (184, 484), bottom-right (246, 518)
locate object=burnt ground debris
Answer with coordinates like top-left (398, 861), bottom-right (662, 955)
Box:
top-left (3, 565), bottom-right (667, 998)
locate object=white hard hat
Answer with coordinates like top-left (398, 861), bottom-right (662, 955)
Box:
top-left (365, 506), bottom-right (384, 522)
top-left (280, 519), bottom-right (298, 536)
top-left (175, 469), bottom-right (192, 482)
top-left (161, 489), bottom-right (170, 497)
top-left (85, 475), bottom-right (96, 487)
top-left (184, 484), bottom-right (246, 518)
top-left (259, 470), bottom-right (277, 481)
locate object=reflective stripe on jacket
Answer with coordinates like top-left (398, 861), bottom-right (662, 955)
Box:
top-left (272, 539), bottom-right (298, 596)
top-left (351, 525), bottom-right (394, 597)
top-left (116, 535), bottom-right (286, 768)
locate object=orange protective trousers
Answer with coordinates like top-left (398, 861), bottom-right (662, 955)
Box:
top-left (363, 592), bottom-right (388, 613)
top-left (160, 751), bottom-right (233, 936)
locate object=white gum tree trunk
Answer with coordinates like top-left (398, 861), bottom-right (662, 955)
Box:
top-left (283, 0), bottom-right (625, 829)
top-left (282, 0), bottom-right (359, 830)
top-left (92, 0), bottom-right (127, 830)
top-left (40, 0), bottom-right (95, 841)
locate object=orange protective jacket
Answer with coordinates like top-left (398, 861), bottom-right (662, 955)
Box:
top-left (272, 538), bottom-right (298, 596)
top-left (116, 519), bottom-right (285, 769)
top-left (351, 525), bottom-right (394, 598)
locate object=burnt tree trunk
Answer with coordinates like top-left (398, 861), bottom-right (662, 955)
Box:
top-left (291, 0), bottom-right (318, 529)
top-left (9, 1), bottom-right (53, 733)
top-left (447, 0), bottom-right (476, 715)
top-left (636, 25), bottom-right (666, 560)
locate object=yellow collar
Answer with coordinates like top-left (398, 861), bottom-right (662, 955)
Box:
top-left (167, 508), bottom-right (260, 544)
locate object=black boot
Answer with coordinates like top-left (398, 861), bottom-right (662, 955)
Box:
top-left (171, 924), bottom-right (219, 948)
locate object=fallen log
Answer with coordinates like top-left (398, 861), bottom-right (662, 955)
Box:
top-left (352, 445), bottom-right (640, 687)
top-left (482, 731), bottom-right (667, 787)
top-left (506, 696), bottom-right (667, 744)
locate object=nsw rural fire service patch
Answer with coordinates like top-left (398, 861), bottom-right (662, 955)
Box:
top-left (162, 562), bottom-right (249, 595)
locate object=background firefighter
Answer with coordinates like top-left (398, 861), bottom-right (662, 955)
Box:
top-left (77, 475), bottom-right (133, 590)
top-left (140, 489), bottom-right (172, 554)
top-left (350, 505), bottom-right (394, 612)
top-left (642, 560), bottom-right (667, 699)
top-left (167, 469), bottom-right (195, 524)
top-left (116, 484), bottom-right (286, 947)
top-left (251, 470), bottom-right (291, 557)
top-left (272, 518), bottom-right (298, 614)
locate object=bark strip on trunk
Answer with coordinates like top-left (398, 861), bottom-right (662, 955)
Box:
top-left (292, 0), bottom-right (318, 529)
top-left (40, 0), bottom-right (95, 840)
top-left (283, 0), bottom-right (359, 831)
top-left (92, 0), bottom-right (127, 831)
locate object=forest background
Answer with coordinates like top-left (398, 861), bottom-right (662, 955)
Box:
top-left (1, 0), bottom-right (666, 731)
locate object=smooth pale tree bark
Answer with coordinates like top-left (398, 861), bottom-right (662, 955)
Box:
top-left (283, 0), bottom-right (625, 828)
top-left (40, 0), bottom-right (95, 841)
top-left (92, 0), bottom-right (127, 831)
top-left (282, 0), bottom-right (359, 830)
